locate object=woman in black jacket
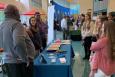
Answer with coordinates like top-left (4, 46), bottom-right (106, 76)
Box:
top-left (27, 16), bottom-right (42, 54)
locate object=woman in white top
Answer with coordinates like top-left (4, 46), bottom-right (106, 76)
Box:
top-left (81, 13), bottom-right (94, 60)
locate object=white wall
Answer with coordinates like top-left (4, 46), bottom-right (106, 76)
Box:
top-left (42, 0), bottom-right (48, 12)
top-left (108, 0), bottom-right (115, 12)
top-left (77, 0), bottom-right (93, 14)
top-left (47, 5), bottom-right (55, 45)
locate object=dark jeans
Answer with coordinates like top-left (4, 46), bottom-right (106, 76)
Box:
top-left (62, 28), bottom-right (69, 40)
top-left (42, 38), bottom-right (47, 49)
top-left (26, 62), bottom-right (33, 77)
top-left (4, 62), bottom-right (33, 77)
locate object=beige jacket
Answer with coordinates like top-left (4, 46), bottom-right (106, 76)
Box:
top-left (81, 20), bottom-right (95, 39)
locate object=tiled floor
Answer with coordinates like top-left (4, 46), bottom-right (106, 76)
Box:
top-left (56, 31), bottom-right (90, 77)
top-left (71, 40), bottom-right (90, 77)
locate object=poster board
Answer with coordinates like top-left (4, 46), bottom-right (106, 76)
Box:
top-left (47, 5), bottom-right (55, 45)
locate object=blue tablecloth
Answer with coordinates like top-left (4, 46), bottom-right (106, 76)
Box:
top-left (34, 44), bottom-right (74, 77)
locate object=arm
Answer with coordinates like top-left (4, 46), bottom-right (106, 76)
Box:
top-left (90, 54), bottom-right (98, 70)
top-left (13, 23), bottom-right (27, 62)
top-left (92, 24), bottom-right (98, 36)
top-left (89, 54), bottom-right (98, 77)
top-left (89, 69), bottom-right (97, 77)
top-left (25, 32), bottom-right (35, 59)
top-left (81, 25), bottom-right (86, 39)
top-left (90, 21), bottom-right (95, 36)
top-left (90, 37), bottom-right (107, 51)
top-left (61, 20), bottom-right (63, 29)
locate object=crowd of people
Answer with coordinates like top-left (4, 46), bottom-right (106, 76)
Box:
top-left (0, 4), bottom-right (115, 77)
top-left (55, 11), bottom-right (115, 77)
top-left (0, 4), bottom-right (48, 77)
top-left (60, 15), bottom-right (75, 40)
top-left (78, 12), bottom-right (115, 77)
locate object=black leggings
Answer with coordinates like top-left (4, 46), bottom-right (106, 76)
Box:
top-left (83, 36), bottom-right (92, 59)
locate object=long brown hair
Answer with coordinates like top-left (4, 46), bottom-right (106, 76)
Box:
top-left (85, 13), bottom-right (91, 21)
top-left (84, 13), bottom-right (91, 30)
top-left (29, 16), bottom-right (37, 28)
top-left (103, 21), bottom-right (115, 60)
top-left (98, 16), bottom-right (108, 38)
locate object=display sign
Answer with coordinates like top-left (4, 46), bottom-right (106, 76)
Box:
top-left (47, 5), bottom-right (55, 45)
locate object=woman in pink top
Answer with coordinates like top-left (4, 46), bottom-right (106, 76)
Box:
top-left (89, 21), bottom-right (115, 77)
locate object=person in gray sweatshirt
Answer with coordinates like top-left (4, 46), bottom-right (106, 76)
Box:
top-left (0, 4), bottom-right (35, 77)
